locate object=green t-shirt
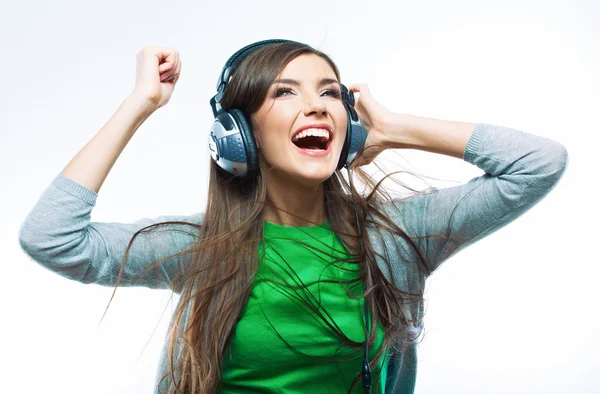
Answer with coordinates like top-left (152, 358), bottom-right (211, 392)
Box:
top-left (221, 220), bottom-right (388, 393)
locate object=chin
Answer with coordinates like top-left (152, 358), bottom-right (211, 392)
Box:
top-left (260, 150), bottom-right (341, 187)
top-left (294, 166), bottom-right (337, 187)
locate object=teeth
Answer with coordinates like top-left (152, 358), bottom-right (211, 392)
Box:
top-left (292, 128), bottom-right (330, 141)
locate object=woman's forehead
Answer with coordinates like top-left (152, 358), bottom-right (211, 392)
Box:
top-left (278, 54), bottom-right (338, 81)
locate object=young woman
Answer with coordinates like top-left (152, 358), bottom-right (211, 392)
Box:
top-left (19, 40), bottom-right (568, 394)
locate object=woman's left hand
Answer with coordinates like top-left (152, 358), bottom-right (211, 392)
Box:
top-left (347, 84), bottom-right (395, 166)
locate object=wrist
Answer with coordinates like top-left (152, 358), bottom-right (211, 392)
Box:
top-left (125, 92), bottom-right (159, 118)
top-left (381, 112), bottom-right (420, 150)
top-left (384, 113), bottom-right (476, 158)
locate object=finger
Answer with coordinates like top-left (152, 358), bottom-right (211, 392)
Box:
top-left (173, 57), bottom-right (182, 78)
top-left (166, 62), bottom-right (183, 83)
top-left (163, 58), bottom-right (182, 83)
top-left (158, 62), bottom-right (174, 74)
top-left (171, 65), bottom-right (182, 83)
top-left (155, 49), bottom-right (178, 76)
top-left (169, 52), bottom-right (181, 74)
top-left (164, 71), bottom-right (179, 83)
top-left (155, 47), bottom-right (178, 64)
top-left (349, 84), bottom-right (371, 99)
top-left (137, 47), bottom-right (175, 83)
top-left (161, 56), bottom-right (180, 79)
top-left (348, 83), bottom-right (367, 92)
top-left (160, 70), bottom-right (173, 82)
top-left (140, 47), bottom-right (174, 69)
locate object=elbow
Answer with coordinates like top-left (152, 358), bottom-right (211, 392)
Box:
top-left (545, 140), bottom-right (569, 184)
top-left (558, 142), bottom-right (569, 178)
top-left (18, 225), bottom-right (96, 284)
top-left (18, 220), bottom-right (40, 257)
top-left (18, 223), bottom-right (53, 267)
top-left (17, 215), bottom-right (56, 259)
top-left (524, 140), bottom-right (569, 202)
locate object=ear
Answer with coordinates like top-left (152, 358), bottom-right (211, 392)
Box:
top-left (250, 117), bottom-right (260, 149)
top-left (252, 131), bottom-right (260, 149)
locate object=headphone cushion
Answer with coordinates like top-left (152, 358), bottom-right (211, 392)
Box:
top-left (337, 102), bottom-right (354, 170)
top-left (229, 109), bottom-right (259, 176)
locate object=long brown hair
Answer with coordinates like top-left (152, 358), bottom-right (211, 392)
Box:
top-left (108, 41), bottom-right (437, 393)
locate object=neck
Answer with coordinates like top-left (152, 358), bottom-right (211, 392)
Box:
top-left (261, 170), bottom-right (326, 227)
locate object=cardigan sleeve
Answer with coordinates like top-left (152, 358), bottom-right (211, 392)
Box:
top-left (18, 173), bottom-right (204, 292)
top-left (381, 122), bottom-right (569, 275)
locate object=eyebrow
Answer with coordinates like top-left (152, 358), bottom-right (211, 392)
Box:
top-left (271, 78), bottom-right (341, 89)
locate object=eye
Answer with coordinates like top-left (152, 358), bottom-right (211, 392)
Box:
top-left (274, 87), bottom-right (342, 98)
top-left (275, 87), bottom-right (294, 97)
top-left (323, 88), bottom-right (341, 99)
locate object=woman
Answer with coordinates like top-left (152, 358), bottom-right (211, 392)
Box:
top-left (18, 40), bottom-right (568, 393)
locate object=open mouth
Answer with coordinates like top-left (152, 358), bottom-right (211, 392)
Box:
top-left (291, 128), bottom-right (332, 151)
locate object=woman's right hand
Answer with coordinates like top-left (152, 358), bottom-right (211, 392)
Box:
top-left (131, 46), bottom-right (182, 111)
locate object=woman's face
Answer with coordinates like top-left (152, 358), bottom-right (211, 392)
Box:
top-left (251, 53), bottom-right (348, 188)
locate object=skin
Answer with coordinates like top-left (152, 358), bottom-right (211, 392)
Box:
top-left (250, 54), bottom-right (349, 227)
top-left (59, 44), bottom-right (475, 227)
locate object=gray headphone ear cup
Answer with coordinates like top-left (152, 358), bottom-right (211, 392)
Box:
top-left (337, 102), bottom-right (367, 170)
top-left (337, 102), bottom-right (354, 170)
top-left (229, 109), bottom-right (259, 177)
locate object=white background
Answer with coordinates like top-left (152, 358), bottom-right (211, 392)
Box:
top-left (1, 0), bottom-right (598, 393)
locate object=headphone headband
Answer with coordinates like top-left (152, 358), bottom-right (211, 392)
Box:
top-left (211, 39), bottom-right (297, 117)
top-left (216, 39), bottom-right (293, 91)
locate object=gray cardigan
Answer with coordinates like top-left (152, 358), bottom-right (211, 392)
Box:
top-left (18, 122), bottom-right (568, 393)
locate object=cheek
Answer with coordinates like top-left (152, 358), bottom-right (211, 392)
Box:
top-left (335, 109), bottom-right (349, 147)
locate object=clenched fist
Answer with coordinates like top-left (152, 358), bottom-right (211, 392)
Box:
top-left (131, 46), bottom-right (182, 111)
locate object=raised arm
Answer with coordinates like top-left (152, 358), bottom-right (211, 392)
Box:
top-left (18, 47), bottom-right (198, 292)
top-left (61, 46), bottom-right (182, 193)
top-left (382, 119), bottom-right (568, 275)
top-left (347, 85), bottom-right (568, 276)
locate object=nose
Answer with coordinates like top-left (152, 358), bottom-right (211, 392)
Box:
top-left (302, 93), bottom-right (327, 117)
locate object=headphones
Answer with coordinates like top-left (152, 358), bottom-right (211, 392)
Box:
top-left (208, 39), bottom-right (367, 178)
